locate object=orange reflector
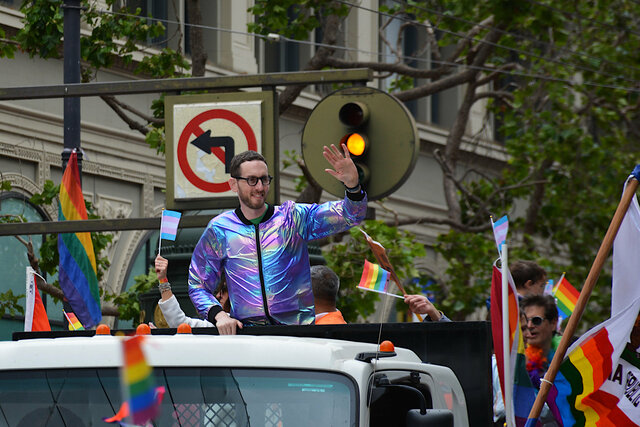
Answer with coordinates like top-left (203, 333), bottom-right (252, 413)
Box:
top-left (95, 324), bottom-right (111, 335)
top-left (177, 323), bottom-right (192, 334)
top-left (346, 133), bottom-right (366, 156)
top-left (380, 340), bottom-right (395, 352)
top-left (136, 324), bottom-right (151, 335)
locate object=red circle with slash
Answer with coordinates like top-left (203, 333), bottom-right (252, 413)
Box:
top-left (177, 109), bottom-right (258, 192)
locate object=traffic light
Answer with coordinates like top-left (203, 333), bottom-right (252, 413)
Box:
top-left (302, 86), bottom-right (419, 201)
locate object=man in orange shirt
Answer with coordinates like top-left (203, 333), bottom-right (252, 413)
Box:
top-left (311, 265), bottom-right (346, 324)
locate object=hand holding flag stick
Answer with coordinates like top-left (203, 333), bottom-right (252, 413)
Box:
top-left (526, 173), bottom-right (639, 425)
top-left (358, 229), bottom-right (424, 320)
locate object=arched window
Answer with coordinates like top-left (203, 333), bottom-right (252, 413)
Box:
top-left (0, 192), bottom-right (64, 339)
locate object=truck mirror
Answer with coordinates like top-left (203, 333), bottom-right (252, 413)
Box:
top-left (405, 408), bottom-right (454, 427)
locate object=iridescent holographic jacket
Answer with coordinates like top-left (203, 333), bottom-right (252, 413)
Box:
top-left (188, 194), bottom-right (367, 325)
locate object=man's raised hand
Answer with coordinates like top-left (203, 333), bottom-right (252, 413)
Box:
top-left (323, 143), bottom-right (359, 188)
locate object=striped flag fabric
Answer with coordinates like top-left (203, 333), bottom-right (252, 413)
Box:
top-left (160, 209), bottom-right (182, 241)
top-left (357, 260), bottom-right (395, 296)
top-left (58, 151), bottom-right (102, 328)
top-left (63, 310), bottom-right (84, 331)
top-left (24, 267), bottom-right (51, 332)
top-left (122, 335), bottom-right (164, 425)
top-left (547, 299), bottom-right (640, 426)
top-left (554, 276), bottom-right (579, 318)
top-left (490, 264), bottom-right (537, 427)
top-left (491, 215), bottom-right (509, 254)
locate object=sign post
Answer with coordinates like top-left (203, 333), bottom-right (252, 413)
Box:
top-left (165, 91), bottom-right (276, 210)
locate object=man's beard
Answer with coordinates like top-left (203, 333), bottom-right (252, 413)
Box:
top-left (238, 188), bottom-right (266, 210)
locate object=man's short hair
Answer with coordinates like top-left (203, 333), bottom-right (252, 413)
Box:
top-left (229, 150), bottom-right (267, 177)
top-left (311, 265), bottom-right (340, 302)
top-left (510, 260), bottom-right (546, 289)
top-left (520, 294), bottom-right (558, 322)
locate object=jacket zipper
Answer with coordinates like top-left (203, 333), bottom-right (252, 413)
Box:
top-left (255, 224), bottom-right (275, 324)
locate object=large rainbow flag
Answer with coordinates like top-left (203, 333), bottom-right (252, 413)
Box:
top-left (490, 264), bottom-right (538, 427)
top-left (548, 299), bottom-right (640, 426)
top-left (554, 276), bottom-right (579, 318)
top-left (357, 260), bottom-right (391, 294)
top-left (57, 151), bottom-right (102, 328)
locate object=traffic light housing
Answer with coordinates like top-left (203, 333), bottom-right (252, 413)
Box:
top-left (302, 86), bottom-right (419, 201)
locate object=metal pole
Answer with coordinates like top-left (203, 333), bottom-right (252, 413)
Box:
top-left (62, 0), bottom-right (82, 173)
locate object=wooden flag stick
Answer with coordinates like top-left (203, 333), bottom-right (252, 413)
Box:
top-left (527, 177), bottom-right (638, 422)
top-left (359, 228), bottom-right (424, 320)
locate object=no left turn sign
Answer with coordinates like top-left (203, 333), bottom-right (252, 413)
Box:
top-left (171, 101), bottom-right (262, 200)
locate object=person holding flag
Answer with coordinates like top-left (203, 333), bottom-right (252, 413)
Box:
top-left (188, 146), bottom-right (367, 334)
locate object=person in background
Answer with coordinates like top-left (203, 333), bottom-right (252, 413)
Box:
top-left (511, 260), bottom-right (547, 298)
top-left (311, 265), bottom-right (346, 325)
top-left (188, 146), bottom-right (367, 335)
top-left (520, 294), bottom-right (560, 385)
top-left (155, 255), bottom-right (226, 328)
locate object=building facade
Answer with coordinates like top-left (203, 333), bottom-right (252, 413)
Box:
top-left (0, 0), bottom-right (502, 336)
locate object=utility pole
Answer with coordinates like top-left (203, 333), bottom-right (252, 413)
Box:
top-left (62, 0), bottom-right (82, 174)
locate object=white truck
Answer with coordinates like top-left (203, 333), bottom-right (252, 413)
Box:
top-left (0, 332), bottom-right (469, 427)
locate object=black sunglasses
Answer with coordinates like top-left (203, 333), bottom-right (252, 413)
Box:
top-left (524, 316), bottom-right (545, 326)
top-left (232, 175), bottom-right (273, 186)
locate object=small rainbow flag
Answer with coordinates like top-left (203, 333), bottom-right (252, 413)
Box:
top-left (553, 276), bottom-right (579, 318)
top-left (122, 335), bottom-right (162, 425)
top-left (357, 260), bottom-right (398, 297)
top-left (63, 310), bottom-right (84, 331)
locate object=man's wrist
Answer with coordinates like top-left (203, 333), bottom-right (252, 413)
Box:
top-left (344, 182), bottom-right (360, 192)
top-left (207, 306), bottom-right (224, 324)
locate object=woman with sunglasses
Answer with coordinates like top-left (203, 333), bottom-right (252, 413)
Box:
top-left (520, 295), bottom-right (560, 382)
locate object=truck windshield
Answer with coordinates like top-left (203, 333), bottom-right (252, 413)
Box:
top-left (0, 367), bottom-right (356, 426)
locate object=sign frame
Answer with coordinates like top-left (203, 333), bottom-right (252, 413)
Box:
top-left (165, 91), bottom-right (277, 210)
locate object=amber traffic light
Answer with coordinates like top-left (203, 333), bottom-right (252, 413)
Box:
top-left (302, 87), bottom-right (419, 201)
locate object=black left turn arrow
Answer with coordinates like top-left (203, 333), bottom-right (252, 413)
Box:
top-left (190, 130), bottom-right (235, 173)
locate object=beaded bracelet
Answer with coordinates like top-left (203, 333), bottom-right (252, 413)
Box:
top-left (158, 281), bottom-right (171, 294)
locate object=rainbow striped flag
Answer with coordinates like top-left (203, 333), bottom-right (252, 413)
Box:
top-left (357, 260), bottom-right (393, 295)
top-left (63, 310), bottom-right (84, 331)
top-left (546, 299), bottom-right (640, 426)
top-left (57, 151), bottom-right (102, 328)
top-left (490, 264), bottom-right (537, 427)
top-left (554, 276), bottom-right (579, 318)
top-left (122, 335), bottom-right (163, 425)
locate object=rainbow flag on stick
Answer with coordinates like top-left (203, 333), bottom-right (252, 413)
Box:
top-left (357, 260), bottom-right (401, 298)
top-left (58, 151), bottom-right (102, 328)
top-left (547, 299), bottom-right (640, 426)
top-left (553, 275), bottom-right (579, 318)
top-left (63, 310), bottom-right (84, 331)
top-left (121, 335), bottom-right (164, 425)
top-left (490, 264), bottom-right (537, 427)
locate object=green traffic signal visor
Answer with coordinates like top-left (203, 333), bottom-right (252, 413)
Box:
top-left (342, 133), bottom-right (368, 156)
